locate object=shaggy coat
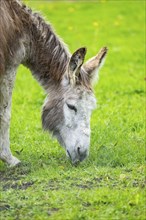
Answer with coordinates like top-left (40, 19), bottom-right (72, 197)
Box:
top-left (0, 0), bottom-right (107, 166)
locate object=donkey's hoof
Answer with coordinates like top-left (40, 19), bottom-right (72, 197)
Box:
top-left (8, 156), bottom-right (21, 167)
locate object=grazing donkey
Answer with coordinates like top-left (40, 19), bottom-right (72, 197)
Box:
top-left (0, 0), bottom-right (107, 166)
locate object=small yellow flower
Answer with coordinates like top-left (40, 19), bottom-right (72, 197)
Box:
top-left (68, 7), bottom-right (75, 13)
top-left (114, 21), bottom-right (120, 26)
top-left (68, 26), bottom-right (73, 31)
top-left (119, 174), bottom-right (126, 180)
top-left (100, 0), bottom-right (107, 3)
top-left (93, 21), bottom-right (99, 27)
top-left (59, 166), bottom-right (64, 169)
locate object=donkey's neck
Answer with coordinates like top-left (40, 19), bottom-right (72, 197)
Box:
top-left (24, 12), bottom-right (70, 91)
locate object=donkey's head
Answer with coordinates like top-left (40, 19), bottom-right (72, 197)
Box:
top-left (42, 47), bottom-right (107, 164)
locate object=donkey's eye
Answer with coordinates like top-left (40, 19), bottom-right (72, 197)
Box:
top-left (67, 103), bottom-right (77, 113)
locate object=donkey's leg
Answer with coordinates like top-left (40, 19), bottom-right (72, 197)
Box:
top-left (0, 71), bottom-right (20, 166)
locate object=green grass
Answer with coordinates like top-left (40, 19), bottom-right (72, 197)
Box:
top-left (0, 1), bottom-right (145, 219)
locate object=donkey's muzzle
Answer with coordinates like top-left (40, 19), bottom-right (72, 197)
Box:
top-left (67, 147), bottom-right (89, 165)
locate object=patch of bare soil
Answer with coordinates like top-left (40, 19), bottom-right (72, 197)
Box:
top-left (0, 204), bottom-right (11, 211)
top-left (0, 162), bottom-right (31, 182)
top-left (2, 181), bottom-right (35, 191)
top-left (47, 208), bottom-right (60, 216)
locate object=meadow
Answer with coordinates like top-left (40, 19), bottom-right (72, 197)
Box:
top-left (0, 1), bottom-right (145, 219)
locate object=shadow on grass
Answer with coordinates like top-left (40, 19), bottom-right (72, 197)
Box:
top-left (90, 144), bottom-right (126, 168)
top-left (0, 162), bottom-right (32, 182)
top-left (0, 145), bottom-right (123, 182)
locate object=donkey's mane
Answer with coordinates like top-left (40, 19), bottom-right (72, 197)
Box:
top-left (25, 8), bottom-right (71, 85)
top-left (0, 0), bottom-right (91, 89)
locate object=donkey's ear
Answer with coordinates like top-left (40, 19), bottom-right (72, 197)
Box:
top-left (68, 47), bottom-right (87, 85)
top-left (83, 47), bottom-right (108, 83)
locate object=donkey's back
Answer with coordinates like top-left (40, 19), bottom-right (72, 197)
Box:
top-left (0, 0), bottom-right (24, 74)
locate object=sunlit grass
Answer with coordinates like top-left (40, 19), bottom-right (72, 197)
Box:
top-left (0, 1), bottom-right (145, 219)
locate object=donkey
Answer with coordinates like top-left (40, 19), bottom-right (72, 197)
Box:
top-left (0, 0), bottom-right (107, 166)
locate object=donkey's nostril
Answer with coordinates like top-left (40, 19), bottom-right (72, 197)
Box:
top-left (77, 147), bottom-right (88, 162)
top-left (77, 147), bottom-right (80, 155)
